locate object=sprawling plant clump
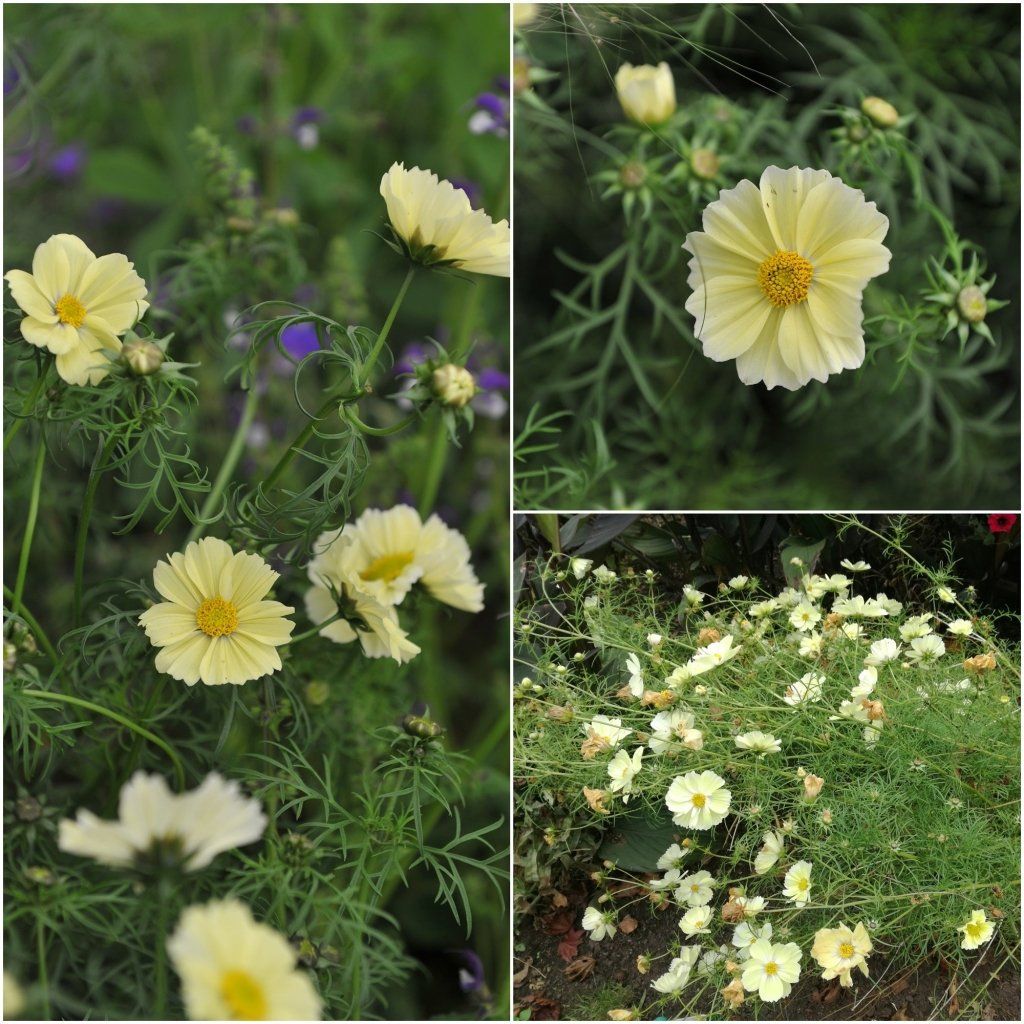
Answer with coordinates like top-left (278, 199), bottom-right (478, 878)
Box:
top-left (514, 542), bottom-right (1020, 1019)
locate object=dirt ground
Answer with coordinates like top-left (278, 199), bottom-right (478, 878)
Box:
top-left (514, 890), bottom-right (1020, 1021)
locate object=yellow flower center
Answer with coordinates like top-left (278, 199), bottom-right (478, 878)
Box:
top-left (839, 942), bottom-right (855, 958)
top-left (764, 961), bottom-right (778, 976)
top-left (54, 293), bottom-right (87, 328)
top-left (757, 250), bottom-right (813, 307)
top-left (966, 922), bottom-right (984, 939)
top-left (796, 878), bottom-right (809, 891)
top-left (195, 598), bottom-right (239, 637)
top-left (360, 551), bottom-right (415, 584)
top-left (220, 969), bottom-right (268, 1020)
top-left (691, 793), bottom-right (707, 808)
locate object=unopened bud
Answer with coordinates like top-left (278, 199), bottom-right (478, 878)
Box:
top-left (619, 161), bottom-right (647, 190)
top-left (402, 714), bottom-right (444, 740)
top-left (432, 363), bottom-right (476, 408)
top-left (861, 96), bottom-right (899, 128)
top-left (122, 337), bottom-right (164, 376)
top-left (957, 286), bottom-right (987, 323)
top-left (690, 148), bottom-right (719, 180)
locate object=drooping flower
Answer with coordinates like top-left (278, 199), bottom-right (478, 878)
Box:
top-left (683, 166), bottom-right (890, 389)
top-left (734, 730), bottom-right (782, 755)
top-left (607, 747), bottom-right (644, 802)
top-left (958, 909), bottom-right (995, 950)
top-left (783, 860), bottom-right (813, 906)
top-left (5, 233), bottom-right (149, 385)
top-left (650, 946), bottom-right (701, 994)
top-left (840, 559), bottom-right (871, 572)
top-left (58, 772), bottom-right (265, 871)
top-left (811, 922), bottom-right (872, 986)
top-left (582, 714), bottom-right (632, 748)
top-left (139, 538), bottom-right (295, 687)
top-left (615, 62), bottom-right (676, 127)
top-left (625, 652), bottom-right (644, 696)
top-left (676, 869), bottom-right (716, 907)
top-left (666, 770), bottom-right (732, 830)
top-left (753, 830), bottom-right (785, 875)
top-left (582, 905), bottom-right (617, 941)
top-left (741, 938), bottom-right (802, 1002)
top-left (168, 899), bottom-right (321, 1020)
top-left (379, 162), bottom-right (509, 276)
top-left (570, 557), bottom-right (593, 579)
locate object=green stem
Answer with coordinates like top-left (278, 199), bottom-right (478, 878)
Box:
top-left (417, 412), bottom-right (449, 517)
top-left (262, 267), bottom-right (415, 492)
top-left (186, 386), bottom-right (260, 544)
top-left (36, 916), bottom-right (51, 1020)
top-left (13, 439), bottom-right (46, 616)
top-left (21, 689), bottom-right (185, 790)
top-left (358, 266), bottom-right (415, 383)
top-left (153, 878), bottom-right (171, 1020)
top-left (288, 611), bottom-right (343, 645)
top-left (73, 434), bottom-right (119, 627)
top-left (2, 586), bottom-right (58, 664)
top-left (3, 369), bottom-right (48, 453)
top-left (342, 406), bottom-right (417, 437)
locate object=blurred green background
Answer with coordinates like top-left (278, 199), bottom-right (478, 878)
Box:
top-left (4, 4), bottom-right (509, 1019)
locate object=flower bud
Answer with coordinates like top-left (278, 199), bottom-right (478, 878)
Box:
top-left (957, 286), bottom-right (987, 323)
top-left (615, 62), bottom-right (676, 126)
top-left (122, 337), bottom-right (164, 376)
top-left (690, 148), bottom-right (720, 180)
top-left (402, 713), bottom-right (445, 739)
top-left (305, 681), bottom-right (330, 706)
top-left (619, 161), bottom-right (647, 190)
top-left (861, 96), bottom-right (899, 128)
top-left (432, 363), bottom-right (476, 408)
top-left (803, 773), bottom-right (824, 801)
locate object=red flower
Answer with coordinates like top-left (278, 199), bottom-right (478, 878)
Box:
top-left (987, 514), bottom-right (1018, 534)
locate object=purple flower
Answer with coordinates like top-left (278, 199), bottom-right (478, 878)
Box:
top-left (449, 177), bottom-right (483, 209)
top-left (280, 322), bottom-right (322, 361)
top-left (475, 367), bottom-right (509, 391)
top-left (49, 143), bottom-right (87, 182)
top-left (292, 106), bottom-right (324, 127)
top-left (236, 114), bottom-right (259, 136)
top-left (468, 82), bottom-right (510, 137)
top-left (393, 340), bottom-right (433, 376)
top-left (4, 62), bottom-right (19, 97)
top-left (455, 949), bottom-right (486, 993)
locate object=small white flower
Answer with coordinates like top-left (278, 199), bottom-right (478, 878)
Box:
top-left (783, 860), bottom-right (813, 905)
top-left (936, 586), bottom-right (956, 604)
top-left (735, 730), bottom-right (782, 755)
top-left (593, 564), bottom-right (617, 582)
top-left (735, 895), bottom-right (766, 918)
top-left (798, 632), bottom-right (823, 657)
top-left (946, 618), bottom-right (974, 637)
top-left (728, 575), bottom-right (750, 590)
top-left (741, 939), bottom-right (802, 1001)
top-left (570, 557), bottom-right (593, 579)
top-left (607, 747), bottom-right (644, 802)
top-left (647, 632), bottom-right (664, 647)
top-left (625, 652), bottom-right (645, 696)
top-left (899, 614), bottom-right (934, 641)
top-left (732, 919), bottom-right (773, 953)
top-left (656, 843), bottom-right (690, 872)
top-left (784, 671), bottom-right (824, 705)
top-left (840, 559), bottom-right (871, 572)
top-left (864, 637), bottom-right (901, 665)
top-left (648, 708), bottom-right (699, 754)
top-left (666, 770), bottom-right (732, 830)
top-left (789, 602), bottom-right (821, 632)
top-left (907, 634), bottom-right (945, 663)
top-left (753, 830), bottom-right (785, 875)
top-left (676, 869), bottom-right (715, 907)
top-left (583, 714), bottom-right (632, 747)
top-left (582, 905), bottom-right (617, 941)
top-left (841, 623), bottom-right (863, 639)
top-left (687, 634), bottom-right (741, 676)
top-left (851, 666), bottom-right (877, 698)
top-left (679, 905), bottom-right (713, 936)
top-left (682, 585), bottom-right (705, 609)
top-left (958, 909), bottom-right (994, 951)
top-left (650, 946), bottom-right (701, 994)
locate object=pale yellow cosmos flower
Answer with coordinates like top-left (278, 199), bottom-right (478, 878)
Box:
top-left (168, 899), bottom-right (321, 1020)
top-left (139, 538), bottom-right (295, 686)
top-left (379, 163), bottom-right (509, 276)
top-left (4, 233), bottom-right (148, 385)
top-left (684, 166), bottom-right (890, 389)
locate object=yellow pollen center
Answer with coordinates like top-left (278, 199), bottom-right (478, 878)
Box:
top-left (195, 598), bottom-right (239, 637)
top-left (55, 293), bottom-right (87, 328)
top-left (360, 551), bottom-right (414, 584)
top-left (839, 942), bottom-right (855, 958)
top-left (757, 250), bottom-right (813, 307)
top-left (797, 878), bottom-right (809, 891)
top-left (765, 962), bottom-right (778, 976)
top-left (220, 969), bottom-right (268, 1020)
top-left (691, 793), bottom-right (707, 808)
top-left (966, 922), bottom-right (983, 939)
